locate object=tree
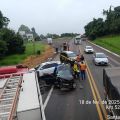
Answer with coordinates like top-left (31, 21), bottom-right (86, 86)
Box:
top-left (84, 6), bottom-right (120, 39)
top-left (0, 11), bottom-right (9, 29)
top-left (0, 28), bottom-right (25, 54)
top-left (0, 40), bottom-right (7, 58)
top-left (18, 24), bottom-right (30, 33)
top-left (31, 27), bottom-right (40, 41)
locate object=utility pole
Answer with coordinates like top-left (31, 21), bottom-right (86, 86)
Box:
top-left (33, 37), bottom-right (35, 55)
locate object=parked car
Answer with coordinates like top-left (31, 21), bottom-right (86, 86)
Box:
top-left (93, 53), bottom-right (109, 65)
top-left (60, 51), bottom-right (77, 63)
top-left (55, 64), bottom-right (76, 89)
top-left (84, 46), bottom-right (94, 53)
top-left (35, 61), bottom-right (60, 78)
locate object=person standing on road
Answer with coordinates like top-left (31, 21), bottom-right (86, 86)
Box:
top-left (73, 61), bottom-right (79, 79)
top-left (80, 54), bottom-right (85, 62)
top-left (76, 54), bottom-right (81, 62)
top-left (79, 61), bottom-right (87, 80)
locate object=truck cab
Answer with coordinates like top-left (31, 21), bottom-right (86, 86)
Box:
top-left (103, 67), bottom-right (120, 117)
top-left (74, 35), bottom-right (81, 45)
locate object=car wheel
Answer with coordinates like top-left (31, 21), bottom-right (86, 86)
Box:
top-left (70, 83), bottom-right (76, 89)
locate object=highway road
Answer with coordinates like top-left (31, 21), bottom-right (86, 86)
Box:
top-left (40, 39), bottom-right (120, 120)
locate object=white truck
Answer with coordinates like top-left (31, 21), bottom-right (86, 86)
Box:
top-left (17, 72), bottom-right (44, 120)
top-left (47, 38), bottom-right (53, 45)
top-left (74, 35), bottom-right (81, 45)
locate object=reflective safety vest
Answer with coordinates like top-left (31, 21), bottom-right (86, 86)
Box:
top-left (80, 63), bottom-right (87, 71)
top-left (73, 64), bottom-right (79, 72)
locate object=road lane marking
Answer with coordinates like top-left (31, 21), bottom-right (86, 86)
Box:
top-left (35, 72), bottom-right (46, 120)
top-left (86, 69), bottom-right (103, 120)
top-left (86, 64), bottom-right (107, 119)
top-left (79, 45), bottom-right (107, 120)
top-left (43, 86), bottom-right (54, 110)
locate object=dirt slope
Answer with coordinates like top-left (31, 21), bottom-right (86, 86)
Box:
top-left (22, 45), bottom-right (55, 68)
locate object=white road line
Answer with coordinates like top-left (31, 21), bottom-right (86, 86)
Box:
top-left (43, 85), bottom-right (54, 110)
top-left (35, 72), bottom-right (46, 120)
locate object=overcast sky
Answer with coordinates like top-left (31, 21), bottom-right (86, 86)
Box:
top-left (0, 0), bottom-right (120, 35)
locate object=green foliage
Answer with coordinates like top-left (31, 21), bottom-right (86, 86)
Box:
top-left (0, 28), bottom-right (25, 55)
top-left (84, 6), bottom-right (120, 39)
top-left (18, 24), bottom-right (30, 33)
top-left (93, 35), bottom-right (120, 55)
top-left (0, 11), bottom-right (9, 29)
top-left (36, 50), bottom-right (41, 55)
top-left (0, 42), bottom-right (45, 66)
top-left (0, 40), bottom-right (7, 58)
top-left (61, 33), bottom-right (78, 37)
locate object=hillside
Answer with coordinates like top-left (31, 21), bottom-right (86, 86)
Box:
top-left (93, 35), bottom-right (120, 55)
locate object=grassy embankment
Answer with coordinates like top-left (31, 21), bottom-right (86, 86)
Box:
top-left (0, 42), bottom-right (45, 66)
top-left (93, 35), bottom-right (120, 55)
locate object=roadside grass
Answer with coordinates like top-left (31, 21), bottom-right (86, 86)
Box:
top-left (0, 41), bottom-right (45, 66)
top-left (93, 35), bottom-right (120, 55)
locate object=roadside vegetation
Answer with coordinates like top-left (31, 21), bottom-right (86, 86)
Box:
top-left (93, 35), bottom-right (120, 55)
top-left (0, 42), bottom-right (45, 66)
top-left (84, 6), bottom-right (120, 40)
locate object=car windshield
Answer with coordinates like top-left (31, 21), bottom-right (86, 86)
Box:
top-left (96, 53), bottom-right (107, 58)
top-left (67, 52), bottom-right (76, 57)
top-left (57, 65), bottom-right (72, 77)
top-left (86, 46), bottom-right (92, 49)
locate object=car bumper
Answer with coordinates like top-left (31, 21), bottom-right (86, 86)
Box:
top-left (95, 61), bottom-right (108, 65)
top-left (86, 50), bottom-right (94, 53)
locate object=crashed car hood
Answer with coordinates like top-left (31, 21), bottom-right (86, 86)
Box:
top-left (59, 74), bottom-right (73, 81)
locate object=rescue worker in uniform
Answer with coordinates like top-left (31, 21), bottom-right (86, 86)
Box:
top-left (73, 61), bottom-right (79, 79)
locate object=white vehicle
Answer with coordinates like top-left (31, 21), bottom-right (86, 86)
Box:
top-left (60, 51), bottom-right (77, 63)
top-left (74, 35), bottom-right (81, 45)
top-left (35, 61), bottom-right (60, 77)
top-left (17, 72), bottom-right (43, 120)
top-left (93, 53), bottom-right (109, 65)
top-left (84, 46), bottom-right (94, 53)
top-left (47, 38), bottom-right (52, 44)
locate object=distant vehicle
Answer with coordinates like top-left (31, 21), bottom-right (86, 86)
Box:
top-left (63, 42), bottom-right (69, 51)
top-left (35, 61), bottom-right (60, 78)
top-left (74, 35), bottom-right (81, 45)
top-left (47, 38), bottom-right (53, 44)
top-left (56, 64), bottom-right (76, 89)
top-left (84, 46), bottom-right (94, 53)
top-left (93, 53), bottom-right (109, 65)
top-left (103, 67), bottom-right (120, 117)
top-left (60, 51), bottom-right (77, 63)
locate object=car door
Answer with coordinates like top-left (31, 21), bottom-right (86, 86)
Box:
top-left (38, 63), bottom-right (58, 77)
